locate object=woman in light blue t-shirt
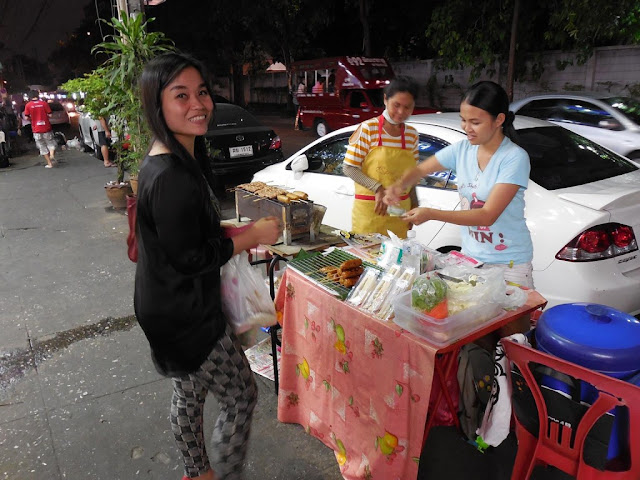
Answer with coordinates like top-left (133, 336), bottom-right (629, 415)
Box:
top-left (385, 80), bottom-right (534, 340)
top-left (385, 81), bottom-right (533, 286)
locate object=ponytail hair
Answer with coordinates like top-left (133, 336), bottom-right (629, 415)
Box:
top-left (463, 81), bottom-right (519, 143)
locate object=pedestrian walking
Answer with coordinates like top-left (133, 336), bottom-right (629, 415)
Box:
top-left (135, 51), bottom-right (281, 480)
top-left (24, 91), bottom-right (57, 168)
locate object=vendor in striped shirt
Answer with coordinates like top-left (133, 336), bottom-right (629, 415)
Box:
top-left (343, 76), bottom-right (419, 238)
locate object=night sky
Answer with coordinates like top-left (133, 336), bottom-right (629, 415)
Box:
top-left (0, 0), bottom-right (92, 62)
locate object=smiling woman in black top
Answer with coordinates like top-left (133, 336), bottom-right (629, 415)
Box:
top-left (134, 52), bottom-right (280, 480)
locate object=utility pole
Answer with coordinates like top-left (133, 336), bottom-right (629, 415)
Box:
top-left (115, 0), bottom-right (145, 20)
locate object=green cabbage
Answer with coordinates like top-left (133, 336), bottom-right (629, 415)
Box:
top-left (412, 275), bottom-right (448, 312)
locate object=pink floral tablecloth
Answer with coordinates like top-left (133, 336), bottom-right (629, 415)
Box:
top-left (275, 268), bottom-right (437, 480)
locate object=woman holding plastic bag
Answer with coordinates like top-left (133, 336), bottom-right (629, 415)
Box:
top-left (385, 81), bottom-right (533, 340)
top-left (134, 52), bottom-right (280, 480)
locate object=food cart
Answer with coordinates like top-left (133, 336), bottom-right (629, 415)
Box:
top-left (232, 181), bottom-right (547, 480)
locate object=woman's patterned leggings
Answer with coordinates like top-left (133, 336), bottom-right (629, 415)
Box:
top-left (170, 325), bottom-right (258, 479)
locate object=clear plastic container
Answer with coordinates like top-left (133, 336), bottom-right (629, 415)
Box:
top-left (391, 290), bottom-right (504, 346)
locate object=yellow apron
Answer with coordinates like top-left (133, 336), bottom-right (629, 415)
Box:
top-left (352, 115), bottom-right (415, 238)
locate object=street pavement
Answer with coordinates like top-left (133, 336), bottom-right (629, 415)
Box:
top-left (0, 118), bottom-right (569, 480)
top-left (0, 141), bottom-right (342, 480)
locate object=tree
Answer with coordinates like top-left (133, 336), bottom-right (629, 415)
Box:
top-left (91, 13), bottom-right (174, 182)
top-left (426, 0), bottom-right (640, 85)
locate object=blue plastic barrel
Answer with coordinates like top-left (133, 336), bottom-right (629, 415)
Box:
top-left (535, 303), bottom-right (640, 461)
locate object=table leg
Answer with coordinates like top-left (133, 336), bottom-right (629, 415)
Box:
top-left (267, 255), bottom-right (287, 395)
top-left (422, 349), bottom-right (461, 447)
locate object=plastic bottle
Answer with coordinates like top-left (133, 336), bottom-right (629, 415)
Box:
top-left (401, 230), bottom-right (421, 272)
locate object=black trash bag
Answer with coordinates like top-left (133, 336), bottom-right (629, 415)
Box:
top-left (54, 132), bottom-right (67, 146)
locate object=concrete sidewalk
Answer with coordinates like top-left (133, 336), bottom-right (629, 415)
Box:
top-left (0, 146), bottom-right (341, 480)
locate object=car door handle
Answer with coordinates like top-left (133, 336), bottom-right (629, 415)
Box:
top-left (334, 185), bottom-right (354, 196)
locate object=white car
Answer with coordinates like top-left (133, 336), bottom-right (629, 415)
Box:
top-left (253, 113), bottom-right (640, 316)
top-left (47, 101), bottom-right (70, 125)
top-left (510, 94), bottom-right (640, 161)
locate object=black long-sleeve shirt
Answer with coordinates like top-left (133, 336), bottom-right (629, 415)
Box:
top-left (134, 153), bottom-right (234, 377)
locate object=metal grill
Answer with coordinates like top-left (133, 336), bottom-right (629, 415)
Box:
top-left (235, 188), bottom-right (315, 245)
top-left (287, 249), bottom-right (382, 300)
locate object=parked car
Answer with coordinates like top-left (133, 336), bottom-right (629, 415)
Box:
top-left (47, 101), bottom-right (70, 125)
top-left (77, 110), bottom-right (98, 153)
top-left (510, 94), bottom-right (640, 161)
top-left (205, 103), bottom-right (283, 185)
top-left (252, 113), bottom-right (640, 316)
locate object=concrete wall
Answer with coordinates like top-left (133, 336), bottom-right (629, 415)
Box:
top-left (392, 45), bottom-right (640, 110)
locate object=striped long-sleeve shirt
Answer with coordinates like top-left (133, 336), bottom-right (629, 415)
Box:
top-left (344, 117), bottom-right (419, 168)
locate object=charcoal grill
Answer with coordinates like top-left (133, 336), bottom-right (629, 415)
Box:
top-left (235, 188), bottom-right (315, 245)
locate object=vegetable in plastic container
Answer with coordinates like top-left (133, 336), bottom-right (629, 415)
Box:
top-left (411, 273), bottom-right (449, 320)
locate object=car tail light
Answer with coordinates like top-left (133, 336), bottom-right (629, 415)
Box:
top-left (269, 136), bottom-right (282, 150)
top-left (556, 223), bottom-right (638, 262)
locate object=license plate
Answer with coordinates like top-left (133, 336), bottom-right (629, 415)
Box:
top-left (229, 145), bottom-right (253, 158)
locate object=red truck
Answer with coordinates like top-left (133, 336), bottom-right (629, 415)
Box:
top-left (292, 56), bottom-right (437, 137)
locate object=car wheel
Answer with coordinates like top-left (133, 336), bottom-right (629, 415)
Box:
top-left (315, 119), bottom-right (328, 137)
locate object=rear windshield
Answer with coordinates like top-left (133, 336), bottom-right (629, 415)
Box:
top-left (214, 107), bottom-right (261, 128)
top-left (49, 103), bottom-right (64, 111)
top-left (519, 126), bottom-right (638, 190)
top-left (601, 96), bottom-right (640, 125)
top-left (357, 65), bottom-right (394, 81)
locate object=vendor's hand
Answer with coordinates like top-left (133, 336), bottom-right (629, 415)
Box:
top-left (105, 130), bottom-right (112, 139)
top-left (383, 183), bottom-right (404, 206)
top-left (374, 186), bottom-right (387, 216)
top-left (402, 207), bottom-right (432, 226)
top-left (251, 216), bottom-right (281, 244)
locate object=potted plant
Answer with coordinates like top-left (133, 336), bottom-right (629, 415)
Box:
top-left (62, 13), bottom-right (174, 208)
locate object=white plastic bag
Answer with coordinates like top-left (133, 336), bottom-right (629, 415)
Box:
top-left (439, 265), bottom-right (506, 314)
top-left (439, 265), bottom-right (527, 313)
top-left (220, 251), bottom-right (277, 333)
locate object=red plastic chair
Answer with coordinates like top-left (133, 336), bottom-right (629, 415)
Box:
top-left (502, 338), bottom-right (640, 480)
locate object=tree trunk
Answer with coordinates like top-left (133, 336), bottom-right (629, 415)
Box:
top-left (232, 63), bottom-right (245, 107)
top-left (506, 0), bottom-right (520, 102)
top-left (359, 0), bottom-right (372, 56)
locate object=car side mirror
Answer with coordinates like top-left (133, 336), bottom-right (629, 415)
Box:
top-left (291, 154), bottom-right (309, 179)
top-left (598, 119), bottom-right (622, 131)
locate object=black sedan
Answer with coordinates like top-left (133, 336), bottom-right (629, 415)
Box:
top-left (205, 104), bottom-right (283, 185)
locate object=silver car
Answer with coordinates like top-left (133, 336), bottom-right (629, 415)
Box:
top-left (510, 94), bottom-right (640, 161)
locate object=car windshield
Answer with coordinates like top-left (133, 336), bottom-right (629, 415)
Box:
top-left (601, 96), bottom-right (640, 125)
top-left (519, 126), bottom-right (638, 190)
top-left (214, 106), bottom-right (261, 128)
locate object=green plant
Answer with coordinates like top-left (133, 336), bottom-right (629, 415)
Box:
top-left (91, 13), bottom-right (175, 183)
top-left (60, 73), bottom-right (108, 119)
top-left (627, 82), bottom-right (640, 98)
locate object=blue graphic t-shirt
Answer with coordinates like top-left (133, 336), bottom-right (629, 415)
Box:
top-left (435, 136), bottom-right (533, 265)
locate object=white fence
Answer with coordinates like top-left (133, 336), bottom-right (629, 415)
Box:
top-left (393, 45), bottom-right (640, 110)
top-left (229, 45), bottom-right (640, 108)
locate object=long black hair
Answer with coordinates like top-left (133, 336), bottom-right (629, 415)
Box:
top-left (139, 51), bottom-right (216, 188)
top-left (463, 81), bottom-right (518, 142)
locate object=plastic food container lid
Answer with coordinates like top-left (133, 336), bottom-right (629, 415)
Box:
top-left (535, 303), bottom-right (640, 374)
